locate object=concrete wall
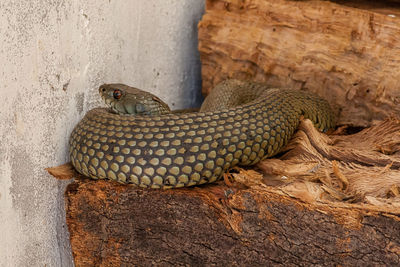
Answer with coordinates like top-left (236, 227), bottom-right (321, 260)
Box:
top-left (0, 1), bottom-right (204, 266)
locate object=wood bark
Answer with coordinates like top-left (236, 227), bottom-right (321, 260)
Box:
top-left (63, 176), bottom-right (400, 266)
top-left (198, 0), bottom-right (400, 127)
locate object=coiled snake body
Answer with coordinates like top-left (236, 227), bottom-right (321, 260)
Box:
top-left (69, 79), bottom-right (335, 188)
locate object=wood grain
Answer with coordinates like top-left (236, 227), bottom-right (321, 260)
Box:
top-left (198, 0), bottom-right (400, 127)
top-left (64, 177), bottom-right (400, 266)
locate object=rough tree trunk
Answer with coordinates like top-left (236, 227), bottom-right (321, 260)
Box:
top-left (48, 0), bottom-right (400, 265)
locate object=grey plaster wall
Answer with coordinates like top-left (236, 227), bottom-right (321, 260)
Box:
top-left (0, 1), bottom-right (204, 266)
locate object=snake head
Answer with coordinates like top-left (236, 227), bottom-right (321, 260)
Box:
top-left (99, 84), bottom-right (171, 115)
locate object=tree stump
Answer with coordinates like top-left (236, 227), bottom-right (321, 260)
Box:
top-left (48, 0), bottom-right (400, 265)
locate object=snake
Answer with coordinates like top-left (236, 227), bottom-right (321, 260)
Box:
top-left (69, 79), bottom-right (335, 189)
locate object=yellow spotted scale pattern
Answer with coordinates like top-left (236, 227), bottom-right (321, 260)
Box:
top-left (69, 80), bottom-right (335, 189)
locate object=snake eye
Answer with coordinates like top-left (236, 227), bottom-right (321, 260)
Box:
top-left (113, 89), bottom-right (122, 100)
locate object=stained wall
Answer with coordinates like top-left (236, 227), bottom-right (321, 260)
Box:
top-left (0, 1), bottom-right (204, 266)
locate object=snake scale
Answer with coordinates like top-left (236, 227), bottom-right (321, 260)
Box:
top-left (69, 79), bottom-right (335, 188)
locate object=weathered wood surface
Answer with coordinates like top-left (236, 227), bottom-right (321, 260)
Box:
top-left (64, 177), bottom-right (400, 266)
top-left (198, 0), bottom-right (400, 127)
top-left (49, 118), bottom-right (400, 266)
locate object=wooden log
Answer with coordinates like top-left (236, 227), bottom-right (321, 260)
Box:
top-left (198, 0), bottom-right (400, 127)
top-left (48, 118), bottom-right (400, 266)
top-left (64, 177), bottom-right (400, 266)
